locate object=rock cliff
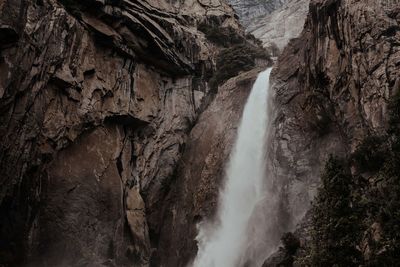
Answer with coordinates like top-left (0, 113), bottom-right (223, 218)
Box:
top-left (227, 0), bottom-right (309, 52)
top-left (2, 0), bottom-right (398, 266)
top-left (247, 0), bottom-right (309, 51)
top-left (0, 0), bottom-right (270, 266)
top-left (227, 0), bottom-right (289, 27)
top-left (268, 0), bottom-right (400, 264)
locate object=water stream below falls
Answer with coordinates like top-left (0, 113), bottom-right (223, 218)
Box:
top-left (193, 68), bottom-right (274, 267)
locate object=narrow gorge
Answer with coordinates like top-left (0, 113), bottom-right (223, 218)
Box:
top-left (0, 0), bottom-right (399, 267)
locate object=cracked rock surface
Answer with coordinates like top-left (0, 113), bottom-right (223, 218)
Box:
top-left (247, 0), bottom-right (310, 50)
top-left (0, 0), bottom-right (258, 266)
top-left (266, 0), bottom-right (400, 260)
top-left (227, 0), bottom-right (309, 51)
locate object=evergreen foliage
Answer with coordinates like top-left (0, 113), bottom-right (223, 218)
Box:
top-left (298, 90), bottom-right (400, 266)
top-left (358, 96), bottom-right (400, 265)
top-left (209, 43), bottom-right (269, 90)
top-left (304, 156), bottom-right (362, 266)
top-left (59, 0), bottom-right (82, 18)
top-left (198, 23), bottom-right (245, 47)
top-left (351, 136), bottom-right (388, 173)
top-left (197, 20), bottom-right (271, 90)
top-left (279, 232), bottom-right (300, 266)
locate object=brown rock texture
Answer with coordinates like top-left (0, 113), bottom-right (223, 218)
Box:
top-left (154, 68), bottom-right (266, 267)
top-left (268, 0), bottom-right (400, 257)
top-left (0, 0), bottom-right (266, 266)
top-left (4, 0), bottom-right (397, 265)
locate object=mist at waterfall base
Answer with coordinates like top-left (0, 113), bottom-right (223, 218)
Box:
top-left (192, 68), bottom-right (281, 267)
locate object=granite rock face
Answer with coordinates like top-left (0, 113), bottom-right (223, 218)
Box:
top-left (247, 0), bottom-right (310, 51)
top-left (267, 0), bottom-right (400, 259)
top-left (2, 0), bottom-right (397, 265)
top-left (227, 0), bottom-right (309, 52)
top-left (227, 0), bottom-right (289, 27)
top-left (0, 0), bottom-right (256, 266)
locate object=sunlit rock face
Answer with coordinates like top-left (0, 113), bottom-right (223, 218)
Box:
top-left (227, 0), bottom-right (289, 27)
top-left (228, 0), bottom-right (310, 52)
top-left (247, 0), bottom-right (310, 50)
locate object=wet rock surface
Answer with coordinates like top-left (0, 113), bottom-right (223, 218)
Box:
top-left (154, 68), bottom-right (266, 267)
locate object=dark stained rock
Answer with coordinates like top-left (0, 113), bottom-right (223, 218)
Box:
top-left (104, 114), bottom-right (149, 127)
top-left (0, 25), bottom-right (18, 45)
top-left (0, 0), bottom-right (251, 266)
top-left (32, 126), bottom-right (126, 266)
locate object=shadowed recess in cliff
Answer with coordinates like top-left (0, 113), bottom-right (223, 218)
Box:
top-left (192, 68), bottom-right (275, 267)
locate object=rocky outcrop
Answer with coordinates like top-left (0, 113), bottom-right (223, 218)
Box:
top-left (247, 0), bottom-right (310, 51)
top-left (227, 0), bottom-right (309, 52)
top-left (267, 0), bottom-right (400, 263)
top-left (227, 0), bottom-right (289, 27)
top-left (0, 0), bottom-right (263, 266)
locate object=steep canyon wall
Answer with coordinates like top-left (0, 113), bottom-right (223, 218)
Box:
top-left (1, 0), bottom-right (398, 266)
top-left (0, 0), bottom-right (267, 266)
top-left (267, 0), bottom-right (400, 263)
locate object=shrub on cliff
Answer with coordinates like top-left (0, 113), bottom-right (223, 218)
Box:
top-left (301, 156), bottom-right (362, 266)
top-left (298, 92), bottom-right (400, 266)
top-left (197, 19), bottom-right (271, 90)
top-left (245, 32), bottom-right (263, 46)
top-left (59, 0), bottom-right (82, 18)
top-left (365, 156), bottom-right (400, 265)
top-left (266, 42), bottom-right (280, 57)
top-left (198, 23), bottom-right (244, 47)
top-left (279, 232), bottom-right (300, 266)
top-left (361, 104), bottom-right (400, 265)
top-left (351, 136), bottom-right (388, 173)
top-left (209, 43), bottom-right (270, 90)
top-left (303, 140), bottom-right (400, 266)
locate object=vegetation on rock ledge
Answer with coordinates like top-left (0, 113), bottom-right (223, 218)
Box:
top-left (209, 44), bottom-right (270, 91)
top-left (297, 91), bottom-right (400, 266)
top-left (197, 20), bottom-right (271, 91)
top-left (298, 156), bottom-right (363, 266)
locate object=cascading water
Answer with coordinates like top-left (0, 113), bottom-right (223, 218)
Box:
top-left (193, 68), bottom-right (274, 267)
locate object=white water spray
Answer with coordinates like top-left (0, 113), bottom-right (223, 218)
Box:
top-left (193, 68), bottom-right (273, 267)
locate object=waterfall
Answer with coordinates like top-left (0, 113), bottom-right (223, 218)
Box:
top-left (193, 68), bottom-right (274, 267)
